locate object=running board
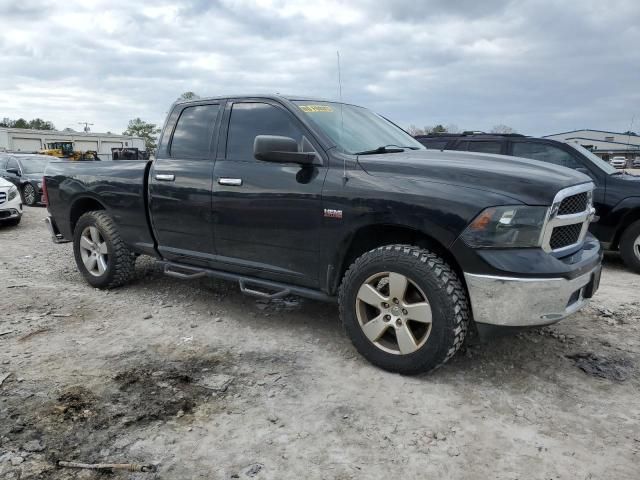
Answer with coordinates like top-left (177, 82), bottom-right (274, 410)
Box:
top-left (160, 261), bottom-right (336, 303)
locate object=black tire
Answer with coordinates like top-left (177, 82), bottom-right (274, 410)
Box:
top-left (619, 220), bottom-right (640, 274)
top-left (1, 217), bottom-right (21, 226)
top-left (339, 244), bottom-right (469, 374)
top-left (22, 183), bottom-right (38, 206)
top-left (73, 211), bottom-right (136, 288)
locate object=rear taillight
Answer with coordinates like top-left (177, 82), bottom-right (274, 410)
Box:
top-left (41, 176), bottom-right (48, 206)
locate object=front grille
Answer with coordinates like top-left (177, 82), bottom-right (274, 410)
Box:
top-left (0, 210), bottom-right (11, 219)
top-left (0, 192), bottom-right (6, 205)
top-left (558, 192), bottom-right (588, 215)
top-left (550, 224), bottom-right (582, 250)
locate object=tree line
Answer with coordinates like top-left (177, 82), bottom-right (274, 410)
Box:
top-left (407, 124), bottom-right (517, 135)
top-left (1, 117), bottom-right (56, 130)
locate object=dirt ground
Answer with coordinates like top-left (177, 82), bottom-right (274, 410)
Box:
top-left (1, 206), bottom-right (639, 480)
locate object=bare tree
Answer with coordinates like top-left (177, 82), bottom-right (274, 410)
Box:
top-left (491, 124), bottom-right (517, 134)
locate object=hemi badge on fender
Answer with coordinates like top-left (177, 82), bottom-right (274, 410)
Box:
top-left (324, 209), bottom-right (343, 219)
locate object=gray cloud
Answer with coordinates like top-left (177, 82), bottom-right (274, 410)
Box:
top-left (0, 0), bottom-right (638, 135)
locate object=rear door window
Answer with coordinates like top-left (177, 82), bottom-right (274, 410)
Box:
top-left (0, 158), bottom-right (7, 169)
top-left (170, 104), bottom-right (220, 158)
top-left (512, 142), bottom-right (582, 169)
top-left (418, 139), bottom-right (450, 150)
top-left (466, 141), bottom-right (502, 154)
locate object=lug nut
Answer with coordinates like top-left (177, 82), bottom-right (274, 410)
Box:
top-left (384, 314), bottom-right (391, 321)
top-left (382, 302), bottom-right (389, 309)
top-left (395, 319), bottom-right (402, 327)
top-left (393, 298), bottom-right (399, 304)
top-left (402, 309), bottom-right (408, 315)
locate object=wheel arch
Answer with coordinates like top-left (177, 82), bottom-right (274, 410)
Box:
top-left (612, 205), bottom-right (640, 249)
top-left (329, 223), bottom-right (466, 295)
top-left (69, 197), bottom-right (107, 235)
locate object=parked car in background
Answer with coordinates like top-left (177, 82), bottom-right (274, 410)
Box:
top-left (0, 153), bottom-right (51, 206)
top-left (415, 133), bottom-right (640, 273)
top-left (610, 156), bottom-right (627, 169)
top-left (43, 94), bottom-right (602, 374)
top-left (633, 157), bottom-right (640, 168)
top-left (0, 176), bottom-right (22, 226)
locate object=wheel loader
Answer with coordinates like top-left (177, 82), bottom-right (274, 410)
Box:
top-left (40, 142), bottom-right (99, 161)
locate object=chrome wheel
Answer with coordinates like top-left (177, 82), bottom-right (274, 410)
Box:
top-left (79, 226), bottom-right (109, 277)
top-left (23, 184), bottom-right (36, 205)
top-left (355, 272), bottom-right (432, 355)
top-left (634, 234), bottom-right (640, 260)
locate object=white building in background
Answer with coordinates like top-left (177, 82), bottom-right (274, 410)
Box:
top-left (0, 127), bottom-right (145, 160)
top-left (543, 129), bottom-right (640, 164)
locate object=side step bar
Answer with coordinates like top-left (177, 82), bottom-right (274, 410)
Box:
top-left (162, 262), bottom-right (336, 303)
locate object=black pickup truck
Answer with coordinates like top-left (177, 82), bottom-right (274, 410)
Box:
top-left (43, 95), bottom-right (602, 374)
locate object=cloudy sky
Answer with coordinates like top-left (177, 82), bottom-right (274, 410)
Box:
top-left (1, 0), bottom-right (639, 136)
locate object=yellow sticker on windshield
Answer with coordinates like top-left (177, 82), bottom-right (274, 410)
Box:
top-left (299, 104), bottom-right (334, 113)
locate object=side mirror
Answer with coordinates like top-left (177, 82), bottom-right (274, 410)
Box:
top-left (6, 168), bottom-right (20, 176)
top-left (254, 135), bottom-right (317, 165)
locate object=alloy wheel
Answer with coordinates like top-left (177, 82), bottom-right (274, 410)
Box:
top-left (23, 184), bottom-right (35, 205)
top-left (634, 234), bottom-right (640, 261)
top-left (355, 272), bottom-right (432, 355)
top-left (79, 226), bottom-right (109, 276)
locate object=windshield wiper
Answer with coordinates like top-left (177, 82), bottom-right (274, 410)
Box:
top-left (355, 144), bottom-right (417, 155)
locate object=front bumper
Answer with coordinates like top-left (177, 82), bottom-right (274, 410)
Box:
top-left (465, 262), bottom-right (601, 327)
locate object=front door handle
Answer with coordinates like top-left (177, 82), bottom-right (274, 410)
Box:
top-left (218, 177), bottom-right (243, 186)
top-left (155, 174), bottom-right (175, 181)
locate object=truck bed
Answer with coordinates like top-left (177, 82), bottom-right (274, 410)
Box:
top-left (44, 160), bottom-right (157, 256)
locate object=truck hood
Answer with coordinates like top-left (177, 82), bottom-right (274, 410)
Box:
top-left (357, 149), bottom-right (592, 205)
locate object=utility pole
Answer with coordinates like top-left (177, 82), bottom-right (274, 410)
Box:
top-left (78, 122), bottom-right (94, 133)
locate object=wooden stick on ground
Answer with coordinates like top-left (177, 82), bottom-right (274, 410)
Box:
top-left (58, 461), bottom-right (156, 472)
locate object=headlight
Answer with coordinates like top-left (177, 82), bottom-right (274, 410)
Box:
top-left (461, 205), bottom-right (548, 248)
top-left (8, 186), bottom-right (18, 201)
top-left (37, 182), bottom-right (42, 188)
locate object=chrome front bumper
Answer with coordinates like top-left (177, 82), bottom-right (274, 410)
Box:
top-left (464, 265), bottom-right (601, 327)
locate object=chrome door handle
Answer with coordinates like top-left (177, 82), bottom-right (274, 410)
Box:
top-left (155, 174), bottom-right (175, 181)
top-left (218, 177), bottom-right (243, 186)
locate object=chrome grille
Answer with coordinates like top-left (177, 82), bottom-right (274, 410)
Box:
top-left (558, 192), bottom-right (588, 215)
top-left (541, 183), bottom-right (595, 254)
top-left (550, 224), bottom-right (582, 250)
top-left (0, 192), bottom-right (6, 205)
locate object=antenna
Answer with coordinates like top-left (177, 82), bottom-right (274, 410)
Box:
top-left (337, 51), bottom-right (347, 183)
top-left (625, 116), bottom-right (636, 170)
top-left (78, 121), bottom-right (94, 133)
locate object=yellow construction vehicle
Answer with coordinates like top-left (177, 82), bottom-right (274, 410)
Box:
top-left (40, 142), bottom-right (99, 161)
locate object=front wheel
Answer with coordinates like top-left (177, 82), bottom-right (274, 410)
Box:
top-left (22, 183), bottom-right (38, 206)
top-left (73, 211), bottom-right (136, 288)
top-left (619, 220), bottom-right (640, 274)
top-left (339, 244), bottom-right (469, 374)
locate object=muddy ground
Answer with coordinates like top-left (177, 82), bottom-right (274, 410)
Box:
top-left (1, 207), bottom-right (639, 479)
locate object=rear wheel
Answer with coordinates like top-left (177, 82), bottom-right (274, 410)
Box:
top-left (339, 244), bottom-right (469, 374)
top-left (22, 183), bottom-right (37, 206)
top-left (619, 220), bottom-right (640, 273)
top-left (73, 211), bottom-right (136, 288)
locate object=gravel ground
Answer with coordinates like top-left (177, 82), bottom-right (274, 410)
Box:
top-left (1, 206), bottom-right (639, 479)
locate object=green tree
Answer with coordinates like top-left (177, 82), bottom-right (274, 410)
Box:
top-left (13, 118), bottom-right (29, 129)
top-left (28, 118), bottom-right (55, 130)
top-left (179, 91), bottom-right (200, 101)
top-left (123, 118), bottom-right (161, 153)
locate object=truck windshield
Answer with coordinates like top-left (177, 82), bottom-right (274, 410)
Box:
top-left (565, 142), bottom-right (618, 175)
top-left (292, 101), bottom-right (424, 154)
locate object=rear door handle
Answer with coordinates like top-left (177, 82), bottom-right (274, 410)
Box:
top-left (218, 177), bottom-right (243, 186)
top-left (155, 174), bottom-right (175, 181)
